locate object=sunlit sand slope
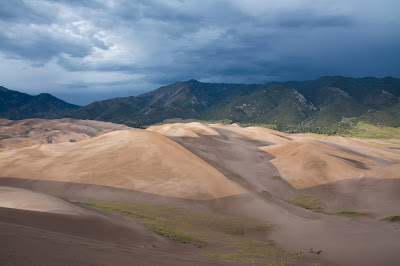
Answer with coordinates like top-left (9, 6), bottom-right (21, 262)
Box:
top-left (260, 139), bottom-right (399, 188)
top-left (0, 118), bottom-right (131, 150)
top-left (148, 122), bottom-right (220, 138)
top-left (0, 186), bottom-right (83, 215)
top-left (0, 130), bottom-right (244, 200)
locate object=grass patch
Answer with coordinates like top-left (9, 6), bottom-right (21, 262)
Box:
top-left (367, 142), bottom-right (388, 146)
top-left (262, 190), bottom-right (272, 197)
top-left (255, 224), bottom-right (270, 232)
top-left (278, 194), bottom-right (370, 217)
top-left (271, 176), bottom-right (281, 180)
top-left (279, 193), bottom-right (323, 210)
top-left (79, 202), bottom-right (203, 244)
top-left (77, 201), bottom-right (303, 265)
top-left (201, 241), bottom-right (303, 264)
top-left (227, 227), bottom-right (245, 235)
top-left (240, 121), bottom-right (400, 140)
top-left (346, 122), bottom-right (400, 139)
top-left (381, 216), bottom-right (400, 223)
top-left (334, 211), bottom-right (369, 217)
top-left (367, 141), bottom-right (400, 147)
top-left (314, 210), bottom-right (369, 216)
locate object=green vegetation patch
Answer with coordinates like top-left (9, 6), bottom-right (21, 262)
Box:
top-left (263, 190), bottom-right (272, 197)
top-left (334, 211), bottom-right (369, 217)
top-left (202, 239), bottom-right (303, 265)
top-left (279, 193), bottom-right (323, 210)
top-left (367, 142), bottom-right (388, 146)
top-left (78, 201), bottom-right (304, 265)
top-left (313, 210), bottom-right (370, 217)
top-left (239, 121), bottom-right (400, 140)
top-left (380, 216), bottom-right (400, 223)
top-left (276, 194), bottom-right (370, 218)
top-left (345, 122), bottom-right (400, 139)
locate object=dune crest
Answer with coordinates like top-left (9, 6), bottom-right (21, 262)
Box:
top-left (148, 122), bottom-right (220, 138)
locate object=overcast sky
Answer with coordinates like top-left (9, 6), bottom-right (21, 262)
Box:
top-left (0, 0), bottom-right (399, 105)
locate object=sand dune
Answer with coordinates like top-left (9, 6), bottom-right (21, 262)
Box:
top-left (260, 139), bottom-right (391, 188)
top-left (0, 118), bottom-right (131, 151)
top-left (148, 122), bottom-right (220, 138)
top-left (0, 186), bottom-right (83, 215)
top-left (210, 124), bottom-right (291, 145)
top-left (321, 136), bottom-right (400, 163)
top-left (145, 122), bottom-right (400, 265)
top-left (0, 129), bottom-right (244, 200)
top-left (150, 123), bottom-right (400, 214)
top-left (150, 123), bottom-right (400, 189)
top-left (2, 121), bottom-right (400, 265)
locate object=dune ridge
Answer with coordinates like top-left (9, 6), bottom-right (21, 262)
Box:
top-left (0, 129), bottom-right (244, 200)
top-left (0, 118), bottom-right (131, 151)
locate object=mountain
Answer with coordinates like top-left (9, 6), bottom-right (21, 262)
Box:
top-left (357, 102), bottom-right (400, 127)
top-left (2, 76), bottom-right (399, 128)
top-left (65, 76), bottom-right (400, 128)
top-left (0, 86), bottom-right (79, 119)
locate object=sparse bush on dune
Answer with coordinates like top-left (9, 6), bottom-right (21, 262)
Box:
top-left (277, 194), bottom-right (370, 217)
top-left (279, 193), bottom-right (323, 210)
top-left (334, 211), bottom-right (369, 217)
top-left (380, 216), bottom-right (400, 223)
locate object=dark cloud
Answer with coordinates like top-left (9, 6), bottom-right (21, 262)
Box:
top-left (0, 0), bottom-right (399, 105)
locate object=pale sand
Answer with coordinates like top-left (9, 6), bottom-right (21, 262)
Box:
top-left (0, 129), bottom-right (244, 200)
top-left (0, 118), bottom-right (131, 151)
top-left (0, 186), bottom-right (83, 215)
top-left (148, 122), bottom-right (220, 138)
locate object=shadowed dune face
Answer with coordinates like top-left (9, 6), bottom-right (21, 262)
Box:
top-left (0, 118), bottom-right (132, 151)
top-left (303, 177), bottom-right (400, 215)
top-left (0, 130), bottom-right (244, 200)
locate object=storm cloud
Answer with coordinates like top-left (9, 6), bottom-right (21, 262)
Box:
top-left (0, 0), bottom-right (399, 105)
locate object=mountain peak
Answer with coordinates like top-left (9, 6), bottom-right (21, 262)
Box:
top-left (2, 76), bottom-right (399, 127)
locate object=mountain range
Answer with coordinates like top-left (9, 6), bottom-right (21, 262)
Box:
top-left (0, 86), bottom-right (79, 120)
top-left (1, 76), bottom-right (399, 128)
